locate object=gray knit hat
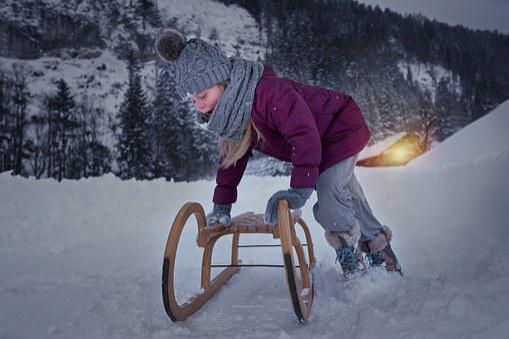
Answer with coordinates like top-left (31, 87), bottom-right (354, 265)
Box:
top-left (155, 28), bottom-right (232, 99)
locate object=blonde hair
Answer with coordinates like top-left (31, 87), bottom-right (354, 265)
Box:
top-left (219, 120), bottom-right (263, 168)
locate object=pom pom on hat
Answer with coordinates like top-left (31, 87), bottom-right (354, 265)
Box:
top-left (155, 28), bottom-right (187, 62)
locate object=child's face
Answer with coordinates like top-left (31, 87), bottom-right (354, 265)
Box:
top-left (189, 85), bottom-right (225, 119)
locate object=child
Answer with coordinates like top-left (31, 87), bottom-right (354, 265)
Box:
top-left (155, 28), bottom-right (401, 275)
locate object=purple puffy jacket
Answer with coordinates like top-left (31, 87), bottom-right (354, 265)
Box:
top-left (213, 66), bottom-right (371, 204)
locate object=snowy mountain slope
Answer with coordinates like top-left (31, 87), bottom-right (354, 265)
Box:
top-left (0, 52), bottom-right (152, 149)
top-left (408, 99), bottom-right (509, 169)
top-left (157, 0), bottom-right (265, 61)
top-left (1, 103), bottom-right (509, 338)
top-left (398, 61), bottom-right (463, 102)
top-left (0, 0), bottom-right (264, 59)
top-left (0, 50), bottom-right (128, 114)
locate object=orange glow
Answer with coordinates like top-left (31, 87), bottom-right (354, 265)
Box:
top-left (387, 145), bottom-right (412, 163)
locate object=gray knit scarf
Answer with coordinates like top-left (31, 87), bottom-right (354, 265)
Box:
top-left (197, 57), bottom-right (263, 141)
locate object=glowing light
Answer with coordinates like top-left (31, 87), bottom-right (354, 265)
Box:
top-left (389, 145), bottom-right (411, 163)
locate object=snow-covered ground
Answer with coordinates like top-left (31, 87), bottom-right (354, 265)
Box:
top-left (1, 101), bottom-right (509, 338)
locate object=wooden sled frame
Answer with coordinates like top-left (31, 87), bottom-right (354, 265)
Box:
top-left (162, 200), bottom-right (316, 323)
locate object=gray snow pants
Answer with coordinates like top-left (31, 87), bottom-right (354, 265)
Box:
top-left (312, 154), bottom-right (383, 242)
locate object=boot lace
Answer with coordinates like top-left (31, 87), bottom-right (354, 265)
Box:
top-left (335, 246), bottom-right (358, 273)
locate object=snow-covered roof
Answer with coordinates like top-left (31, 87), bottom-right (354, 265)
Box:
top-left (357, 132), bottom-right (407, 160)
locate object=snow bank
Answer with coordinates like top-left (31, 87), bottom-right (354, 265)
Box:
top-left (409, 99), bottom-right (509, 169)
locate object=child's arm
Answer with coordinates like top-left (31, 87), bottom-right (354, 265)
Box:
top-left (267, 85), bottom-right (322, 189)
top-left (212, 146), bottom-right (253, 205)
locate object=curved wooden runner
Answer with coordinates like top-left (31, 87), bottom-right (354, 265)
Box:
top-left (278, 200), bottom-right (314, 322)
top-left (162, 200), bottom-right (315, 322)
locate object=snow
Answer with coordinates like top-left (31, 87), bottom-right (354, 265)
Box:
top-left (0, 50), bottom-right (134, 150)
top-left (1, 106), bottom-right (509, 338)
top-left (398, 61), bottom-right (462, 102)
top-left (409, 99), bottom-right (509, 169)
top-left (157, 0), bottom-right (265, 61)
top-left (0, 50), bottom-right (128, 114)
top-left (246, 155), bottom-right (291, 176)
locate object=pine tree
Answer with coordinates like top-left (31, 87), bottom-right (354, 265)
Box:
top-left (73, 96), bottom-right (111, 178)
top-left (10, 67), bottom-right (30, 176)
top-left (151, 61), bottom-right (219, 181)
top-left (134, 0), bottom-right (161, 59)
top-left (43, 94), bottom-right (57, 178)
top-left (27, 115), bottom-right (46, 178)
top-left (188, 122), bottom-right (219, 181)
top-left (151, 62), bottom-right (180, 180)
top-left (135, 0), bottom-right (160, 31)
top-left (377, 87), bottom-right (404, 138)
top-left (174, 91), bottom-right (220, 182)
top-left (47, 79), bottom-right (78, 181)
top-left (172, 91), bottom-right (197, 181)
top-left (0, 72), bottom-right (11, 172)
top-left (116, 51), bottom-right (152, 179)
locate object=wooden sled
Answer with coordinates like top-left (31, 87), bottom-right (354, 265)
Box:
top-left (162, 200), bottom-right (316, 323)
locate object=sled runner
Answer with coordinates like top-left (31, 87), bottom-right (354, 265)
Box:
top-left (162, 200), bottom-right (315, 323)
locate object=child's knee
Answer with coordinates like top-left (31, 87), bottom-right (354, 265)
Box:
top-left (312, 201), bottom-right (354, 233)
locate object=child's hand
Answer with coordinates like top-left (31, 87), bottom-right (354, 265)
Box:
top-left (206, 203), bottom-right (232, 227)
top-left (264, 188), bottom-right (313, 225)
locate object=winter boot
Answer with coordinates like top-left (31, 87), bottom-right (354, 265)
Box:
top-left (360, 225), bottom-right (402, 274)
top-left (325, 222), bottom-right (365, 276)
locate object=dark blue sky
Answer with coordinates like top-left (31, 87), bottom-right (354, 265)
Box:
top-left (357, 0), bottom-right (509, 34)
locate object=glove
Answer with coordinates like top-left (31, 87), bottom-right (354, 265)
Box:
top-left (206, 203), bottom-right (232, 227)
top-left (264, 188), bottom-right (313, 225)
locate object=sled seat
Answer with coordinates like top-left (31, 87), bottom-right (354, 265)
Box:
top-left (197, 211), bottom-right (303, 246)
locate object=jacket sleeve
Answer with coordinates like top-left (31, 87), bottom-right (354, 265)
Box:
top-left (269, 85), bottom-right (322, 189)
top-left (213, 146), bottom-right (253, 204)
